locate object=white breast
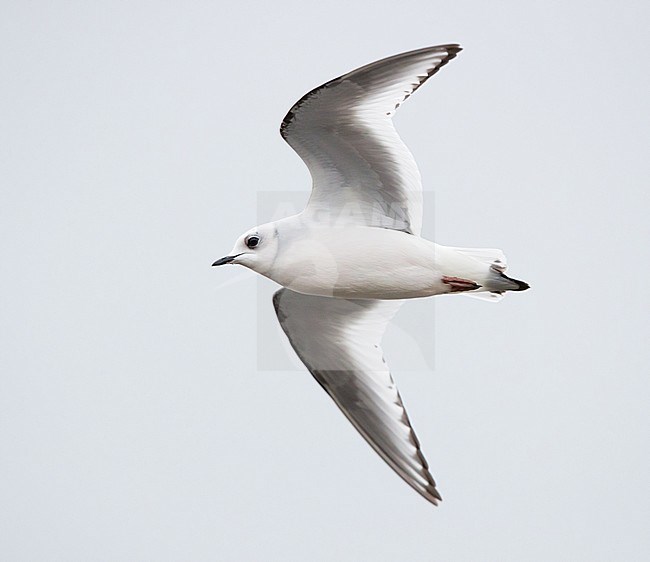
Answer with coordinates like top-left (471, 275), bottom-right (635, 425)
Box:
top-left (268, 226), bottom-right (450, 299)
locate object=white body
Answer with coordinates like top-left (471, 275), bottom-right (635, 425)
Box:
top-left (262, 220), bottom-right (496, 299)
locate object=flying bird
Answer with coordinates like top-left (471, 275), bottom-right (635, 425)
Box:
top-left (213, 44), bottom-right (529, 505)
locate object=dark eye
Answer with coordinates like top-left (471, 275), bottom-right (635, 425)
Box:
top-left (245, 235), bottom-right (260, 249)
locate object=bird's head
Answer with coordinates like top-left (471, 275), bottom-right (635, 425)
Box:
top-left (212, 222), bottom-right (279, 274)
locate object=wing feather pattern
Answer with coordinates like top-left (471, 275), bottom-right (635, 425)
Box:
top-left (281, 44), bottom-right (461, 235)
top-left (273, 288), bottom-right (441, 505)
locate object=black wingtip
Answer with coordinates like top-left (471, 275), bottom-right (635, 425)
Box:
top-left (505, 274), bottom-right (530, 291)
top-left (280, 43), bottom-right (463, 139)
top-left (441, 43), bottom-right (463, 56)
top-left (427, 486), bottom-right (443, 506)
top-left (514, 279), bottom-right (530, 291)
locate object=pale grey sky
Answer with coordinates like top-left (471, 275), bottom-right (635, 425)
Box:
top-left (1, 1), bottom-right (649, 560)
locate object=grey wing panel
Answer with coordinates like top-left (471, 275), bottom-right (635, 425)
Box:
top-left (280, 44), bottom-right (461, 235)
top-left (273, 288), bottom-right (441, 505)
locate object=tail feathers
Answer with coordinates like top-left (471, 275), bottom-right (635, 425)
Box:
top-left (451, 246), bottom-right (507, 272)
top-left (462, 269), bottom-right (529, 302)
top-left (491, 266), bottom-right (530, 292)
top-left (450, 245), bottom-right (529, 297)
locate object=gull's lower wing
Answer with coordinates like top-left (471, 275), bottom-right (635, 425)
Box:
top-left (273, 288), bottom-right (441, 505)
top-left (280, 44), bottom-right (461, 235)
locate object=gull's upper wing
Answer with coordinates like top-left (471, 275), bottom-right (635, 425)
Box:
top-left (280, 44), bottom-right (461, 236)
top-left (273, 288), bottom-right (441, 505)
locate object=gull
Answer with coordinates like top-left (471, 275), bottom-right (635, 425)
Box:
top-left (213, 45), bottom-right (529, 505)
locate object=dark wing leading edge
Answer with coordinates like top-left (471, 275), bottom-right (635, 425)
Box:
top-left (273, 288), bottom-right (441, 505)
top-left (280, 44), bottom-right (461, 236)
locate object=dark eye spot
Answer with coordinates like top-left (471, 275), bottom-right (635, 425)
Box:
top-left (245, 235), bottom-right (260, 249)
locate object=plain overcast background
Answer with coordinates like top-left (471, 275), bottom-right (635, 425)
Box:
top-left (1, 1), bottom-right (648, 560)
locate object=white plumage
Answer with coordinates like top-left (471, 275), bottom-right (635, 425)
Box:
top-left (213, 45), bottom-right (529, 505)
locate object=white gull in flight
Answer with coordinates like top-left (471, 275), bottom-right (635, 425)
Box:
top-left (213, 44), bottom-right (529, 505)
